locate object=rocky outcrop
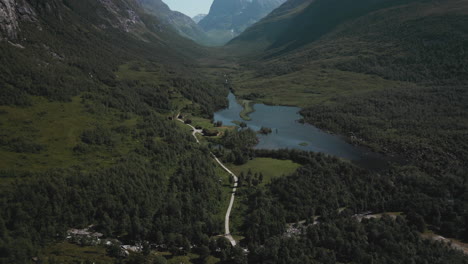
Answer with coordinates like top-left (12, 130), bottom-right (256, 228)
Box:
top-left (0, 0), bottom-right (36, 40)
top-left (98, 0), bottom-right (144, 32)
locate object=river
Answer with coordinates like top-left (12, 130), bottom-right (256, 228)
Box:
top-left (214, 92), bottom-right (392, 170)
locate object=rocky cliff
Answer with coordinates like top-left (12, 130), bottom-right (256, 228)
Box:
top-left (0, 0), bottom-right (151, 41)
top-left (0, 0), bottom-right (36, 40)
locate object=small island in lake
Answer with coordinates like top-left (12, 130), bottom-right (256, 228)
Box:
top-left (258, 127), bottom-right (273, 135)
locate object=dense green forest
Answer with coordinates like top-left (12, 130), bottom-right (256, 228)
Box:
top-left (249, 216), bottom-right (468, 264)
top-left (0, 111), bottom-right (226, 263)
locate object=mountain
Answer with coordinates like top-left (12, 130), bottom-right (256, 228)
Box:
top-left (199, 0), bottom-right (287, 45)
top-left (192, 13), bottom-right (207, 23)
top-left (228, 0), bottom-right (468, 90)
top-left (0, 1), bottom-right (227, 262)
top-left (137, 0), bottom-right (210, 44)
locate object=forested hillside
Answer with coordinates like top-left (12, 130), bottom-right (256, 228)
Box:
top-left (0, 0), bottom-right (228, 263)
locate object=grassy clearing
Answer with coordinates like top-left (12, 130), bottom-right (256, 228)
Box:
top-left (228, 158), bottom-right (301, 186)
top-left (0, 96), bottom-right (139, 173)
top-left (239, 99), bottom-right (255, 121)
top-left (422, 231), bottom-right (468, 255)
top-left (39, 242), bottom-right (114, 264)
top-left (116, 62), bottom-right (166, 84)
top-left (181, 115), bottom-right (236, 139)
top-left (231, 66), bottom-right (403, 107)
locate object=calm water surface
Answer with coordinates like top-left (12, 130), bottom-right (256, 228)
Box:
top-left (214, 93), bottom-right (390, 169)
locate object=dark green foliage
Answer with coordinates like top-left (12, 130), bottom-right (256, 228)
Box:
top-left (257, 127), bottom-right (272, 135)
top-left (203, 129), bottom-right (219, 137)
top-left (302, 86), bottom-right (468, 163)
top-left (0, 114), bottom-right (224, 263)
top-left (248, 216), bottom-right (468, 264)
top-left (233, 0), bottom-right (468, 86)
top-left (152, 256), bottom-right (167, 264)
top-left (301, 85), bottom-right (468, 238)
top-left (252, 148), bottom-right (468, 240)
top-left (81, 126), bottom-right (115, 146)
top-left (238, 149), bottom-right (468, 263)
top-left (221, 129), bottom-right (258, 150)
top-left (214, 129), bottom-right (258, 165)
top-left (0, 136), bottom-right (45, 154)
top-left (334, 14), bottom-right (468, 84)
top-left (271, 0), bottom-right (421, 51)
top-left (241, 149), bottom-right (389, 244)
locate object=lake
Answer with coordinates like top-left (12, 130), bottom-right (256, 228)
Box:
top-left (214, 92), bottom-right (391, 170)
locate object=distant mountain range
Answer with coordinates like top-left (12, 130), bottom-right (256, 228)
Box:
top-left (192, 14), bottom-right (207, 24)
top-left (198, 0), bottom-right (287, 45)
top-left (135, 0), bottom-right (287, 46)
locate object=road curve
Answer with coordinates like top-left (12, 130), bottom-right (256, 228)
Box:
top-left (176, 114), bottom-right (238, 246)
top-left (213, 155), bottom-right (238, 246)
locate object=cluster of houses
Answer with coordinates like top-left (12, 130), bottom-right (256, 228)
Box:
top-left (66, 226), bottom-right (142, 257)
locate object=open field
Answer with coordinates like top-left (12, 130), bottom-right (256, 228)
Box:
top-left (228, 157), bottom-right (301, 186)
top-left (0, 96), bottom-right (139, 173)
top-left (230, 66), bottom-right (405, 107)
top-left (39, 242), bottom-right (114, 264)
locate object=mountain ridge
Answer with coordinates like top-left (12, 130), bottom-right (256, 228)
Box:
top-left (137, 0), bottom-right (211, 44)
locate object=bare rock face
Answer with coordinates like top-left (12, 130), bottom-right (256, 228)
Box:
top-left (0, 0), bottom-right (36, 40)
top-left (0, 0), bottom-right (20, 39)
top-left (97, 0), bottom-right (144, 32)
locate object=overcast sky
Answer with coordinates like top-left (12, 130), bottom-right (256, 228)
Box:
top-left (162, 0), bottom-right (214, 17)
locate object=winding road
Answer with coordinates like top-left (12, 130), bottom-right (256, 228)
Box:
top-left (176, 114), bottom-right (238, 246)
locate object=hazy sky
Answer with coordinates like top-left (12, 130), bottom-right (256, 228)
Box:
top-left (162, 0), bottom-right (214, 17)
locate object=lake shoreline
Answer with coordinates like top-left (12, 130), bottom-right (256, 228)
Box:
top-left (214, 92), bottom-right (393, 171)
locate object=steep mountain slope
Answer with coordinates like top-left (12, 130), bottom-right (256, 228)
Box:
top-left (137, 0), bottom-right (210, 45)
top-left (199, 0), bottom-right (286, 45)
top-left (228, 0), bottom-right (468, 92)
top-left (226, 0), bottom-right (314, 52)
